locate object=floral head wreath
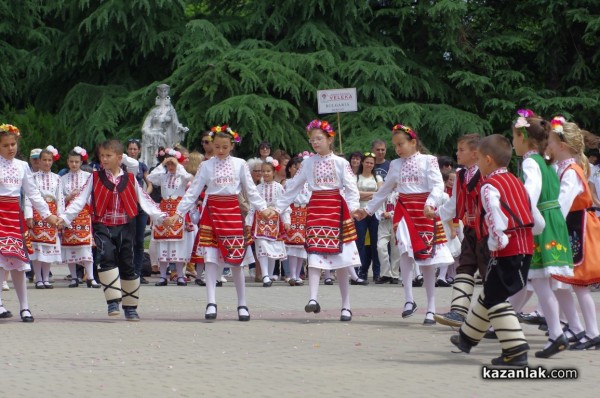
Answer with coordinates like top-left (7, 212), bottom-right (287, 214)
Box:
top-left (551, 116), bottom-right (567, 141)
top-left (155, 148), bottom-right (165, 158)
top-left (392, 124), bottom-right (417, 140)
top-left (514, 109), bottom-right (535, 139)
top-left (72, 146), bottom-right (88, 161)
top-left (211, 124), bottom-right (241, 143)
top-left (164, 147), bottom-right (184, 162)
top-left (297, 150), bottom-right (314, 160)
top-left (0, 124), bottom-right (20, 137)
top-left (45, 145), bottom-right (60, 161)
top-left (265, 156), bottom-right (281, 171)
top-left (306, 119), bottom-right (335, 137)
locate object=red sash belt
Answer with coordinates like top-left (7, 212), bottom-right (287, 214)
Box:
top-left (196, 194), bottom-right (247, 265)
top-left (305, 190), bottom-right (356, 254)
top-left (31, 199), bottom-right (58, 245)
top-left (0, 196), bottom-right (31, 261)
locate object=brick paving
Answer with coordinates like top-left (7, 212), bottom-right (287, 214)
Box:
top-left (1, 271), bottom-right (597, 397)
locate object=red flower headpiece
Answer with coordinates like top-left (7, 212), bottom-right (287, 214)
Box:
top-left (306, 119), bottom-right (335, 137)
top-left (211, 124), bottom-right (241, 143)
top-left (0, 124), bottom-right (20, 137)
top-left (392, 124), bottom-right (417, 139)
top-left (45, 145), bottom-right (60, 161)
top-left (164, 147), bottom-right (184, 162)
top-left (72, 146), bottom-right (88, 162)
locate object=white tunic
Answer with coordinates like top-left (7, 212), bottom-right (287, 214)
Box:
top-left (556, 158), bottom-right (584, 217)
top-left (246, 181), bottom-right (288, 260)
top-left (25, 171), bottom-right (64, 263)
top-left (0, 157), bottom-right (51, 271)
top-left (60, 170), bottom-right (93, 264)
top-left (364, 152), bottom-right (454, 266)
top-left (284, 180), bottom-right (311, 259)
top-left (589, 164), bottom-right (600, 216)
top-left (147, 164), bottom-right (194, 263)
top-left (275, 153), bottom-right (360, 270)
top-left (175, 156), bottom-right (267, 266)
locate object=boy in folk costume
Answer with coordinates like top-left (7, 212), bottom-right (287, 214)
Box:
top-left (428, 134), bottom-right (490, 327)
top-left (0, 124), bottom-right (58, 322)
top-left (450, 134), bottom-right (533, 366)
top-left (58, 140), bottom-right (166, 321)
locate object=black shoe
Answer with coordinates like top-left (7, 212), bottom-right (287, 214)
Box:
top-left (43, 281), bottom-right (53, 289)
top-left (539, 323), bottom-right (548, 332)
top-left (304, 300), bottom-right (321, 314)
top-left (177, 277), bottom-right (187, 286)
top-left (390, 278), bottom-right (400, 285)
top-left (350, 277), bottom-right (369, 286)
top-left (435, 278), bottom-right (451, 287)
top-left (412, 275), bottom-right (423, 287)
top-left (483, 329), bottom-right (498, 339)
top-left (68, 278), bottom-right (79, 288)
top-left (195, 278), bottom-right (206, 286)
top-left (237, 306), bottom-right (250, 321)
top-left (521, 311), bottom-right (545, 325)
top-left (216, 280), bottom-right (223, 287)
top-left (205, 303), bottom-right (217, 320)
top-left (124, 307), bottom-right (140, 322)
top-left (340, 308), bottom-right (352, 322)
top-left (324, 278), bottom-right (334, 285)
top-left (0, 306), bottom-right (12, 319)
top-left (35, 281), bottom-right (45, 289)
top-left (450, 334), bottom-right (472, 353)
top-left (402, 301), bottom-right (417, 318)
top-left (262, 276), bottom-right (272, 287)
top-left (140, 277), bottom-right (149, 285)
top-left (86, 279), bottom-right (101, 288)
top-left (535, 334), bottom-right (568, 358)
top-left (433, 311), bottom-right (465, 328)
top-left (20, 309), bottom-right (34, 323)
top-left (423, 311), bottom-right (436, 325)
top-left (375, 276), bottom-right (392, 284)
top-left (491, 352), bottom-right (528, 367)
top-left (570, 335), bottom-right (600, 350)
top-left (155, 278), bottom-right (168, 286)
top-left (565, 328), bottom-right (585, 343)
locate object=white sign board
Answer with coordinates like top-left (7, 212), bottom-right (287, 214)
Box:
top-left (317, 88), bottom-right (358, 114)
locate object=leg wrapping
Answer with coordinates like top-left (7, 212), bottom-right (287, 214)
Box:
top-left (98, 267), bottom-right (122, 304)
top-left (121, 277), bottom-right (140, 308)
top-left (460, 293), bottom-right (490, 346)
top-left (488, 302), bottom-right (529, 357)
top-left (450, 274), bottom-right (475, 316)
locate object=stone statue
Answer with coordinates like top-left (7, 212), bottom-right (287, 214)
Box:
top-left (141, 84), bottom-right (189, 166)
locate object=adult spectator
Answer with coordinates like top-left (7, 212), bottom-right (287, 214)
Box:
top-left (372, 139), bottom-right (390, 180)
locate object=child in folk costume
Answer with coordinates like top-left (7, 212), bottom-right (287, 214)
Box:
top-left (58, 140), bottom-right (166, 321)
top-left (436, 169), bottom-right (461, 287)
top-left (450, 134), bottom-right (533, 366)
top-left (359, 124), bottom-right (454, 325)
top-left (166, 125), bottom-right (273, 321)
top-left (283, 154), bottom-right (311, 286)
top-left (276, 120), bottom-right (361, 322)
top-left (510, 110), bottom-right (574, 358)
top-left (0, 124), bottom-right (58, 322)
top-left (432, 134), bottom-right (489, 327)
top-left (246, 156), bottom-right (288, 287)
top-left (147, 148), bottom-right (195, 286)
top-left (547, 117), bottom-right (600, 350)
top-left (61, 146), bottom-right (100, 288)
top-left (25, 146), bottom-right (64, 290)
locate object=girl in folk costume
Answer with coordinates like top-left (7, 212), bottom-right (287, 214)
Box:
top-left (358, 124), bottom-right (454, 325)
top-left (166, 125), bottom-right (273, 321)
top-left (0, 124), bottom-right (58, 322)
top-left (25, 146), bottom-right (65, 290)
top-left (60, 146), bottom-right (99, 288)
top-left (147, 147), bottom-right (195, 286)
top-left (510, 110), bottom-right (574, 358)
top-left (438, 168), bottom-right (460, 286)
top-left (283, 153), bottom-right (310, 286)
top-left (245, 157), bottom-right (288, 287)
top-left (275, 120), bottom-right (361, 322)
top-left (547, 117), bottom-right (600, 350)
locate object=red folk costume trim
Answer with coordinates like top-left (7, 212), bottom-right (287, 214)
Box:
top-left (31, 200), bottom-right (58, 245)
top-left (91, 170), bottom-right (138, 220)
top-left (153, 197), bottom-right (185, 240)
top-left (0, 196), bottom-right (31, 261)
top-left (252, 212), bottom-right (285, 241)
top-left (195, 194), bottom-right (247, 265)
top-left (61, 204), bottom-right (93, 246)
top-left (455, 168), bottom-right (482, 228)
top-left (285, 204), bottom-right (308, 246)
top-left (305, 190), bottom-right (356, 254)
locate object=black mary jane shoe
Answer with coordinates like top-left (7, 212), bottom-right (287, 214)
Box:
top-left (195, 278), bottom-right (206, 286)
top-left (262, 276), bottom-right (272, 287)
top-left (570, 335), bottom-right (600, 350)
top-left (35, 281), bottom-right (45, 290)
top-left (43, 281), bottom-right (54, 289)
top-left (155, 278), bottom-right (168, 286)
top-left (68, 278), bottom-right (79, 288)
top-left (350, 277), bottom-right (369, 286)
top-left (565, 328), bottom-right (585, 343)
top-left (0, 306), bottom-right (13, 319)
top-left (177, 277), bottom-right (188, 287)
top-left (205, 303), bottom-right (217, 320)
top-left (324, 278), bottom-right (334, 285)
top-left (237, 306), bottom-right (250, 322)
top-left (340, 308), bottom-right (352, 322)
top-left (304, 299), bottom-right (321, 314)
top-left (401, 301), bottom-right (417, 318)
top-left (535, 334), bottom-right (568, 358)
top-left (423, 311), bottom-right (436, 325)
top-left (20, 309), bottom-right (34, 323)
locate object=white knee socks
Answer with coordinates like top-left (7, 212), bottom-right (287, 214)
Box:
top-left (530, 278), bottom-right (562, 344)
top-left (309, 267), bottom-right (320, 301)
top-left (421, 266), bottom-right (436, 317)
top-left (204, 262), bottom-right (219, 314)
top-left (11, 270), bottom-right (29, 311)
top-left (554, 288), bottom-right (585, 335)
top-left (399, 254), bottom-right (414, 305)
top-left (336, 267), bottom-right (351, 309)
top-left (231, 266), bottom-right (248, 316)
top-left (574, 286), bottom-right (600, 339)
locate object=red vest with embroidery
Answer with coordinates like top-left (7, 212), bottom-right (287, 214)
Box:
top-left (477, 172), bottom-right (534, 257)
top-left (455, 168), bottom-right (482, 229)
top-left (92, 170), bottom-right (138, 220)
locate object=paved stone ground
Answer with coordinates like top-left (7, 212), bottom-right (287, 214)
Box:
top-left (1, 271), bottom-right (597, 398)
